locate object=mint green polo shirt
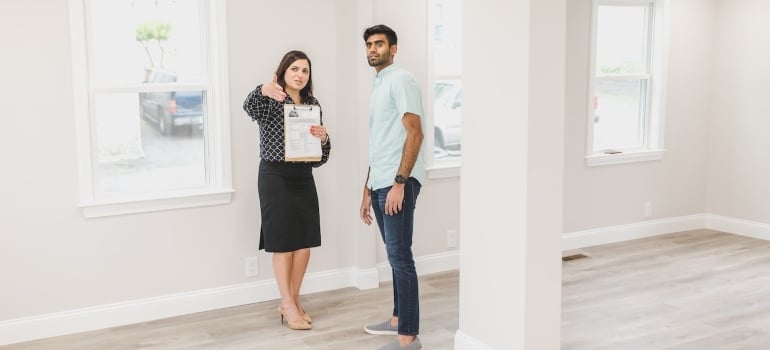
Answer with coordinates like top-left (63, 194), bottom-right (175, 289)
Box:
top-left (368, 64), bottom-right (425, 191)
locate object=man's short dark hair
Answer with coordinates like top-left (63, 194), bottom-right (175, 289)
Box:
top-left (363, 24), bottom-right (398, 46)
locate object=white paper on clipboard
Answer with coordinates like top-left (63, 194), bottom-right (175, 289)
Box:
top-left (284, 104), bottom-right (322, 162)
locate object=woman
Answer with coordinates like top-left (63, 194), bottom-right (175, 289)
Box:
top-left (243, 50), bottom-right (331, 331)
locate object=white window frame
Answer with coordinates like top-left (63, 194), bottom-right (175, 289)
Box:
top-left (68, 0), bottom-right (233, 218)
top-left (586, 0), bottom-right (669, 167)
top-left (426, 0), bottom-right (462, 179)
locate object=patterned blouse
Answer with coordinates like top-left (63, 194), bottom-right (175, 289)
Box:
top-left (243, 84), bottom-right (331, 167)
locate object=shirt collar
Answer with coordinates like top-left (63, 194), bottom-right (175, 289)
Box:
top-left (374, 64), bottom-right (398, 86)
top-left (375, 64), bottom-right (398, 79)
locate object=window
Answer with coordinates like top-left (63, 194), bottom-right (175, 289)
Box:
top-left (428, 0), bottom-right (462, 175)
top-left (587, 0), bottom-right (668, 166)
top-left (69, 0), bottom-right (232, 217)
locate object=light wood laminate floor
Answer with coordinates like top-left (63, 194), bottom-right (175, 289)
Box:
top-left (5, 229), bottom-right (770, 349)
top-left (562, 229), bottom-right (770, 350)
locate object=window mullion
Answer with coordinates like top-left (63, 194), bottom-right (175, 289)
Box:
top-left (596, 73), bottom-right (650, 80)
top-left (600, 0), bottom-right (653, 6)
top-left (91, 84), bottom-right (208, 94)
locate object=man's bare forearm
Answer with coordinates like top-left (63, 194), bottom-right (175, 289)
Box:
top-left (363, 167), bottom-right (371, 194)
top-left (397, 113), bottom-right (424, 178)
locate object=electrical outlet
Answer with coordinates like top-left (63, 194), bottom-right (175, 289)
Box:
top-left (245, 257), bottom-right (259, 278)
top-left (644, 201), bottom-right (652, 218)
top-left (447, 229), bottom-right (457, 248)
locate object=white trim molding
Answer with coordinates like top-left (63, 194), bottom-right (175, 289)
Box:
top-left (562, 214), bottom-right (706, 251)
top-left (586, 149), bottom-right (665, 167)
top-left (705, 214), bottom-right (770, 242)
top-left (81, 189), bottom-right (233, 218)
top-left (454, 329), bottom-right (496, 350)
top-left (427, 163), bottom-right (461, 179)
top-left (352, 267), bottom-right (380, 290)
top-left (562, 214), bottom-right (770, 252)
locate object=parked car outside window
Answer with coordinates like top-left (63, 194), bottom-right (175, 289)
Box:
top-left (433, 79), bottom-right (461, 158)
top-left (139, 69), bottom-right (204, 136)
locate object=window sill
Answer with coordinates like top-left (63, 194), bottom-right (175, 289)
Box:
top-left (586, 149), bottom-right (664, 167)
top-left (427, 161), bottom-right (461, 179)
top-left (80, 188), bottom-right (234, 218)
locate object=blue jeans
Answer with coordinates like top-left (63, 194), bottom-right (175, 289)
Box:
top-left (370, 177), bottom-right (422, 336)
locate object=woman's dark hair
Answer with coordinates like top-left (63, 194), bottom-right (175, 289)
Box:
top-left (363, 24), bottom-right (398, 46)
top-left (275, 50), bottom-right (313, 102)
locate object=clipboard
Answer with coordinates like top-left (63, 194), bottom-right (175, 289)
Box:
top-left (284, 104), bottom-right (322, 162)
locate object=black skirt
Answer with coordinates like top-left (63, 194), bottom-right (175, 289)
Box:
top-left (258, 160), bottom-right (321, 252)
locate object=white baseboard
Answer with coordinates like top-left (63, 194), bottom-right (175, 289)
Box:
top-left (0, 267), bottom-right (354, 346)
top-left (454, 329), bottom-right (495, 350)
top-left (376, 250), bottom-right (460, 282)
top-left (561, 214), bottom-right (707, 251)
top-left (705, 214), bottom-right (770, 241)
top-left (352, 267), bottom-right (380, 290)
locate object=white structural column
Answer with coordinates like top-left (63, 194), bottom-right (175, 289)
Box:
top-left (455, 0), bottom-right (565, 349)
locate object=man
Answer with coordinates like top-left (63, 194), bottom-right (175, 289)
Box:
top-left (359, 24), bottom-right (425, 350)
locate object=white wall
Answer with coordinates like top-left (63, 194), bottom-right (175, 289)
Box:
top-left (707, 0), bottom-right (770, 222)
top-left (0, 0), bottom-right (460, 336)
top-left (563, 0), bottom-right (714, 233)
